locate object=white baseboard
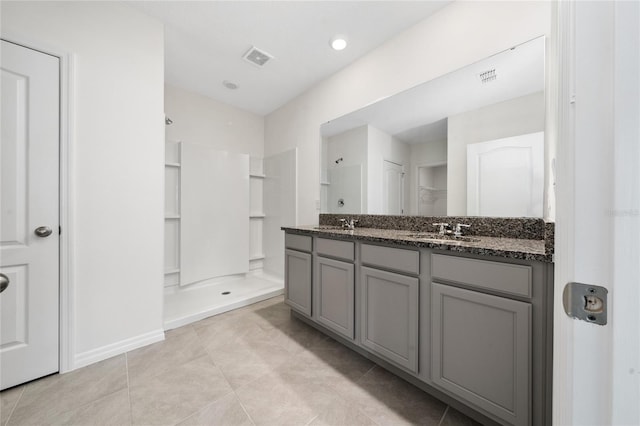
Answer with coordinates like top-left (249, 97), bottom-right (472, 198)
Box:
top-left (72, 328), bottom-right (165, 371)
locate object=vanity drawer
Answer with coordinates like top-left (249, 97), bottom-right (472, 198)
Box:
top-left (285, 233), bottom-right (312, 252)
top-left (431, 254), bottom-right (532, 298)
top-left (361, 244), bottom-right (419, 275)
top-left (316, 238), bottom-right (354, 262)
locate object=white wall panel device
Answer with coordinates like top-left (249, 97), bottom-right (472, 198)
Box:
top-left (180, 143), bottom-right (249, 285)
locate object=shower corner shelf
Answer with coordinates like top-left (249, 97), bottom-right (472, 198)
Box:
top-left (164, 268), bottom-right (180, 275)
top-left (165, 214), bottom-right (180, 219)
top-left (250, 213), bottom-right (266, 219)
top-left (165, 162), bottom-right (181, 167)
top-left (249, 173), bottom-right (266, 179)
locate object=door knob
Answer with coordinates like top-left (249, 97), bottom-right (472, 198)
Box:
top-left (0, 273), bottom-right (9, 294)
top-left (34, 226), bottom-right (53, 237)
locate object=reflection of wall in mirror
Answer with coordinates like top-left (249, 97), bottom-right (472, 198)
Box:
top-left (418, 164), bottom-right (448, 216)
top-left (323, 125), bottom-right (411, 215)
top-left (410, 139), bottom-right (448, 215)
top-left (327, 165), bottom-right (362, 214)
top-left (447, 91), bottom-right (545, 216)
top-left (324, 126), bottom-right (368, 213)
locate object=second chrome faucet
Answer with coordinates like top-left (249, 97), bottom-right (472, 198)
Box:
top-left (432, 222), bottom-right (471, 237)
top-left (340, 218), bottom-right (359, 230)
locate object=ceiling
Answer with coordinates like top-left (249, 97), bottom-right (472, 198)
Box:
top-left (126, 1), bottom-right (451, 116)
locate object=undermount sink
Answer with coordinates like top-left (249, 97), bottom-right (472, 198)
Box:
top-left (406, 233), bottom-right (481, 243)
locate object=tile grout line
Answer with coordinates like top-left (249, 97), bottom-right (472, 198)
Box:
top-left (233, 388), bottom-right (257, 426)
top-left (222, 353), bottom-right (276, 394)
top-left (2, 385), bottom-right (26, 426)
top-left (366, 410), bottom-right (384, 426)
top-left (125, 352), bottom-right (133, 425)
top-left (355, 364), bottom-right (378, 384)
top-left (437, 405), bottom-right (450, 426)
top-left (169, 399), bottom-right (216, 426)
top-left (167, 351), bottom-right (237, 426)
top-left (304, 413), bottom-right (320, 425)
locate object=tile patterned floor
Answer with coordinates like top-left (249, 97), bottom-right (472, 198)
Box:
top-left (1, 296), bottom-right (481, 426)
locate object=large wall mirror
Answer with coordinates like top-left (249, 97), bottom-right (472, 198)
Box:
top-left (320, 36), bottom-right (547, 218)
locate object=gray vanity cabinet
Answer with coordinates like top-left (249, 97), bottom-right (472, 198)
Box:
top-left (284, 234), bottom-right (313, 316)
top-left (283, 230), bottom-right (552, 426)
top-left (360, 243), bottom-right (420, 374)
top-left (315, 256), bottom-right (355, 339)
top-left (431, 254), bottom-right (533, 426)
top-left (314, 237), bottom-right (356, 339)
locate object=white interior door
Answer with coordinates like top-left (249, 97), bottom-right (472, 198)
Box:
top-left (0, 40), bottom-right (60, 390)
top-left (383, 160), bottom-right (404, 215)
top-left (467, 132), bottom-right (544, 217)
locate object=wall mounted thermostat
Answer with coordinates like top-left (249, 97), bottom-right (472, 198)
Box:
top-left (563, 282), bottom-right (608, 325)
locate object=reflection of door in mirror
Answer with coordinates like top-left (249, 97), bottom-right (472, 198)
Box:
top-left (467, 132), bottom-right (543, 217)
top-left (383, 161), bottom-right (404, 215)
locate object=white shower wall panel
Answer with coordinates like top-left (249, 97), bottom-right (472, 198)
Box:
top-left (263, 149), bottom-right (297, 279)
top-left (180, 143), bottom-right (250, 286)
top-left (164, 220), bottom-right (179, 272)
top-left (250, 178), bottom-right (264, 215)
top-left (164, 167), bottom-right (180, 216)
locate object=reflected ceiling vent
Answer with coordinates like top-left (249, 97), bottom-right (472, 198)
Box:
top-left (478, 68), bottom-right (497, 84)
top-left (243, 46), bottom-right (273, 67)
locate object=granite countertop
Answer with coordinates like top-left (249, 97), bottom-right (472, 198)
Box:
top-left (282, 225), bottom-right (553, 263)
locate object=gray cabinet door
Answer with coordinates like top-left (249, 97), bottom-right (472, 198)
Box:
top-left (285, 249), bottom-right (312, 316)
top-left (315, 256), bottom-right (355, 339)
top-left (360, 266), bottom-right (419, 373)
top-left (431, 283), bottom-right (531, 426)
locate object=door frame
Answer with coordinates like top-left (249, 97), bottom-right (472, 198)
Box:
top-left (553, 1), bottom-right (640, 424)
top-left (2, 32), bottom-right (77, 373)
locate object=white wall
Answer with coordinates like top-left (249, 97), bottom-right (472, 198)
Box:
top-left (409, 139), bottom-right (447, 215)
top-left (1, 2), bottom-right (165, 368)
top-left (265, 1), bottom-right (551, 230)
top-left (410, 139), bottom-right (448, 167)
top-left (447, 91), bottom-right (545, 215)
top-left (165, 84), bottom-right (264, 157)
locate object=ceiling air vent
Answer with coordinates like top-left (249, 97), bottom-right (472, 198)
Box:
top-left (478, 68), bottom-right (497, 84)
top-left (243, 46), bottom-right (273, 67)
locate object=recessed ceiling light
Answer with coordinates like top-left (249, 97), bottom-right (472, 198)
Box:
top-left (330, 35), bottom-right (348, 51)
top-left (223, 80), bottom-right (239, 90)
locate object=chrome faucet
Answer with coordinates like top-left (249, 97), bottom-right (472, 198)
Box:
top-left (453, 223), bottom-right (471, 237)
top-left (433, 223), bottom-right (450, 235)
top-left (340, 218), bottom-right (359, 230)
